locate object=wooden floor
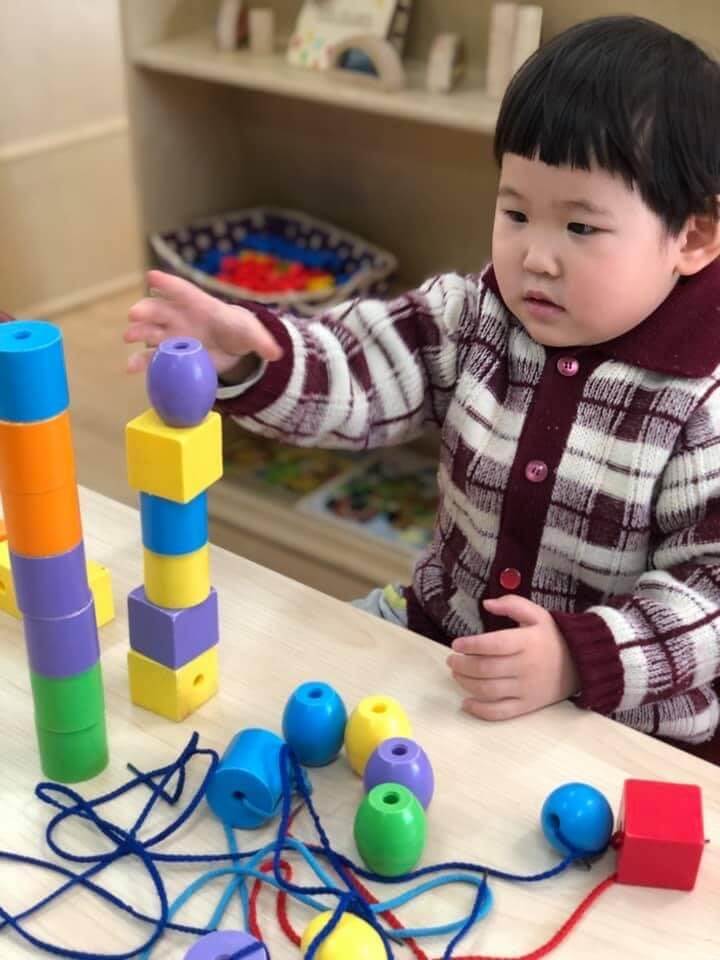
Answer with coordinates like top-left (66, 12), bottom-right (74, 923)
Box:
top-left (55, 286), bottom-right (372, 598)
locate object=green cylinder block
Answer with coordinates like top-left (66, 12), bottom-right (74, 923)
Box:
top-left (36, 720), bottom-right (109, 783)
top-left (30, 662), bottom-right (106, 732)
top-left (354, 782), bottom-right (427, 877)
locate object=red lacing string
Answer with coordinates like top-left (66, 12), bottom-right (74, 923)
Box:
top-left (247, 817), bottom-right (619, 958)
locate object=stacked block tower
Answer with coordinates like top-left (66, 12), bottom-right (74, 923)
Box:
top-left (0, 321), bottom-right (108, 782)
top-left (0, 548), bottom-right (114, 627)
top-left (125, 337), bottom-right (222, 721)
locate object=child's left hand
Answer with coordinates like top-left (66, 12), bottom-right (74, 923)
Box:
top-left (446, 595), bottom-right (579, 721)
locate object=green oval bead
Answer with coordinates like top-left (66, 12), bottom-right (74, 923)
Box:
top-left (353, 782), bottom-right (427, 877)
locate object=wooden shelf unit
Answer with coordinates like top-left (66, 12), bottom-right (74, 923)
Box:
top-left (132, 28), bottom-right (499, 134)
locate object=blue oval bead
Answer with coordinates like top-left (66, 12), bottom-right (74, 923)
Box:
top-left (541, 782), bottom-right (614, 856)
top-left (282, 681), bottom-right (347, 766)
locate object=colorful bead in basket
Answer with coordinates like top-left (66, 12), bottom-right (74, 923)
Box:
top-left (218, 251), bottom-right (335, 294)
top-left (149, 207), bottom-right (397, 316)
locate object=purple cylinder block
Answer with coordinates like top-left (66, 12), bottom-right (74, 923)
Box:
top-left (25, 599), bottom-right (100, 678)
top-left (146, 337), bottom-right (217, 428)
top-left (128, 585), bottom-right (218, 669)
top-left (184, 930), bottom-right (268, 960)
top-left (10, 541), bottom-right (90, 619)
top-left (363, 737), bottom-right (435, 809)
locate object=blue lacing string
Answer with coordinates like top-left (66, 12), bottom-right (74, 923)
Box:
top-left (0, 733), bottom-right (607, 959)
top-left (275, 744), bottom-right (393, 960)
top-left (0, 732), bottom-right (217, 957)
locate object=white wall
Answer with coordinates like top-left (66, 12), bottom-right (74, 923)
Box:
top-left (0, 0), bottom-right (142, 316)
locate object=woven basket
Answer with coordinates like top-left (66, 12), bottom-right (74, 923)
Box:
top-left (150, 207), bottom-right (398, 317)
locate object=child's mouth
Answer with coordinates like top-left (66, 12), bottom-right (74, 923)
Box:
top-left (523, 291), bottom-right (564, 318)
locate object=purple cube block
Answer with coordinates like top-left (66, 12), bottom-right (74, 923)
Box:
top-left (128, 585), bottom-right (218, 669)
top-left (10, 541), bottom-right (91, 619)
top-left (25, 599), bottom-right (100, 678)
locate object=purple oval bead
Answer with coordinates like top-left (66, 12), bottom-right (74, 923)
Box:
top-left (363, 737), bottom-right (434, 809)
top-left (147, 337), bottom-right (217, 428)
top-left (184, 930), bottom-right (268, 960)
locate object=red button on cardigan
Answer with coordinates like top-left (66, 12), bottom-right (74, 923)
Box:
top-left (499, 568), bottom-right (522, 590)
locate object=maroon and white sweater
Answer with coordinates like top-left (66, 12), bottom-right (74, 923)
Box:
top-left (216, 262), bottom-right (720, 748)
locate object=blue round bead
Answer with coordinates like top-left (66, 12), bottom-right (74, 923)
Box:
top-left (541, 782), bottom-right (614, 856)
top-left (282, 681), bottom-right (347, 766)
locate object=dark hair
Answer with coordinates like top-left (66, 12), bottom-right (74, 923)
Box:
top-left (493, 16), bottom-right (720, 233)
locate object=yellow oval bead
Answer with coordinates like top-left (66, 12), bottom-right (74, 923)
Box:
top-left (301, 911), bottom-right (385, 959)
top-left (344, 695), bottom-right (412, 776)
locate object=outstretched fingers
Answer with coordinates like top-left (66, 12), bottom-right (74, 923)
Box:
top-left (126, 347), bottom-right (156, 374)
top-left (146, 270), bottom-right (216, 311)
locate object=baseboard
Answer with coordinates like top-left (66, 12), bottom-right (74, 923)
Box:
top-left (17, 271), bottom-right (143, 319)
top-left (0, 117), bottom-right (129, 165)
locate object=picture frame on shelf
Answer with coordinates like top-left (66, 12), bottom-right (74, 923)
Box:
top-left (287, 0), bottom-right (414, 71)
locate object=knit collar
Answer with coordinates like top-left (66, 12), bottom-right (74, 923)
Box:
top-left (484, 258), bottom-right (720, 378)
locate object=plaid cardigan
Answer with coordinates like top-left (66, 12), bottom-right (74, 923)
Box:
top-left (216, 262), bottom-right (720, 748)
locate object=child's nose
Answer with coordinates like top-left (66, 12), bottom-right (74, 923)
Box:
top-left (522, 242), bottom-right (560, 277)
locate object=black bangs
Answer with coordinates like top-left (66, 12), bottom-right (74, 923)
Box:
top-left (493, 16), bottom-right (720, 233)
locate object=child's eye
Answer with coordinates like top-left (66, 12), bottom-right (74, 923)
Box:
top-left (504, 210), bottom-right (528, 224)
top-left (568, 222), bottom-right (599, 236)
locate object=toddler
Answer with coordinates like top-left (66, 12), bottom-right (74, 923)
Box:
top-left (125, 16), bottom-right (720, 756)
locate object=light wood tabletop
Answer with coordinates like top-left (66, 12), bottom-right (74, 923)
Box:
top-left (1, 488), bottom-right (719, 959)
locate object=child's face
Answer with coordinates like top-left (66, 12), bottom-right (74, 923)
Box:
top-left (492, 154), bottom-right (686, 347)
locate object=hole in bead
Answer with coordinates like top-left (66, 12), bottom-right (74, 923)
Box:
top-left (193, 674), bottom-right (204, 687)
top-left (548, 813), bottom-right (561, 837)
top-left (391, 745), bottom-right (407, 756)
top-left (13, 330), bottom-right (31, 340)
top-left (383, 791), bottom-right (401, 805)
top-left (233, 791), bottom-right (246, 802)
top-left (0, 580), bottom-right (6, 595)
top-left (174, 341), bottom-right (190, 350)
top-left (308, 687), bottom-right (324, 699)
top-left (372, 702), bottom-right (387, 714)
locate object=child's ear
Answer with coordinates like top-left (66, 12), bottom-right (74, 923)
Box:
top-left (676, 204), bottom-right (720, 276)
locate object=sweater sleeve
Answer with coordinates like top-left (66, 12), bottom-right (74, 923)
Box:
top-left (552, 376), bottom-right (720, 744)
top-left (214, 272), bottom-right (485, 450)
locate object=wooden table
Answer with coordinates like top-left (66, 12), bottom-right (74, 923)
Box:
top-left (1, 488), bottom-right (719, 959)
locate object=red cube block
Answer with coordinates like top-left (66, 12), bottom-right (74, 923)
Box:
top-left (616, 779), bottom-right (705, 890)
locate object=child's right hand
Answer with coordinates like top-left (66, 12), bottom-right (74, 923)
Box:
top-left (124, 270), bottom-right (283, 379)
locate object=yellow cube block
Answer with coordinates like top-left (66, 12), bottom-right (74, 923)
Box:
top-left (144, 545), bottom-right (210, 609)
top-left (127, 645), bottom-right (219, 721)
top-left (87, 560), bottom-right (115, 628)
top-left (0, 542), bottom-right (114, 627)
top-left (0, 540), bottom-right (18, 617)
top-left (126, 409), bottom-right (222, 504)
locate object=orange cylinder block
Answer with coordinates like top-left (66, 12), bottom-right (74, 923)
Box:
top-left (1, 480), bottom-right (82, 556)
top-left (0, 411), bottom-right (76, 494)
